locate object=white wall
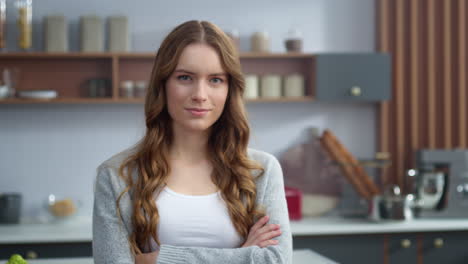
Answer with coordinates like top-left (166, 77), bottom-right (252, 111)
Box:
top-left (0, 0), bottom-right (376, 220)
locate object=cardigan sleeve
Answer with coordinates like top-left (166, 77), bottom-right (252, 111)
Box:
top-left (156, 155), bottom-right (293, 264)
top-left (93, 165), bottom-right (135, 264)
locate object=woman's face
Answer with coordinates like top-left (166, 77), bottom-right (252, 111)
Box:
top-left (166, 43), bottom-right (229, 133)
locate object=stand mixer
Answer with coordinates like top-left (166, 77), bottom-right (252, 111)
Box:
top-left (408, 149), bottom-right (468, 218)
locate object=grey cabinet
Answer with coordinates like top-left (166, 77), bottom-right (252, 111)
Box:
top-left (388, 234), bottom-right (419, 264)
top-left (314, 53), bottom-right (391, 102)
top-left (293, 234), bottom-right (384, 264)
top-left (422, 232), bottom-right (468, 264)
top-left (0, 242), bottom-right (92, 260)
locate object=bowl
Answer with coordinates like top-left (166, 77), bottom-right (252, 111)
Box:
top-left (46, 194), bottom-right (82, 221)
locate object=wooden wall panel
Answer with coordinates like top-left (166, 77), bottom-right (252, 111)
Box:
top-left (377, 0), bottom-right (468, 189)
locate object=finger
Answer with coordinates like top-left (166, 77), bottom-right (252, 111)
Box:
top-left (256, 223), bottom-right (280, 236)
top-left (258, 229), bottom-right (282, 242)
top-left (250, 215), bottom-right (269, 233)
top-left (258, 240), bottom-right (279, 248)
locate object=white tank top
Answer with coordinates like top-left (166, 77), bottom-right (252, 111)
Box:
top-left (149, 186), bottom-right (244, 251)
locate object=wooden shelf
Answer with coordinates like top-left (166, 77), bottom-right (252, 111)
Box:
top-left (0, 52), bottom-right (314, 59)
top-left (0, 52), bottom-right (316, 105)
top-left (0, 98), bottom-right (122, 104)
top-left (0, 96), bottom-right (314, 105)
top-left (245, 96), bottom-right (314, 103)
top-left (0, 52), bottom-right (115, 59)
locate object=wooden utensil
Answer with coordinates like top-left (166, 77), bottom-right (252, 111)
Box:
top-left (320, 129), bottom-right (380, 200)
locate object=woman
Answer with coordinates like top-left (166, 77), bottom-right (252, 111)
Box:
top-left (93, 20), bottom-right (292, 264)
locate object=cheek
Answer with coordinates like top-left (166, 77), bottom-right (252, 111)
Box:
top-left (165, 81), bottom-right (185, 119)
top-left (166, 81), bottom-right (187, 105)
top-left (214, 86), bottom-right (229, 107)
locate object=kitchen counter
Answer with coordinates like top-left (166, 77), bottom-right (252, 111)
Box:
top-left (290, 216), bottom-right (468, 236)
top-left (2, 216), bottom-right (468, 244)
top-left (0, 249), bottom-right (337, 264)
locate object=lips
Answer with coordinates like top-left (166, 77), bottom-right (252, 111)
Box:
top-left (185, 108), bottom-right (211, 117)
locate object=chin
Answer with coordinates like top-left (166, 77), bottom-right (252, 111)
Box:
top-left (182, 120), bottom-right (214, 132)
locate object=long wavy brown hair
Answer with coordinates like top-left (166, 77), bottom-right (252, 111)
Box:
top-left (116, 20), bottom-right (266, 255)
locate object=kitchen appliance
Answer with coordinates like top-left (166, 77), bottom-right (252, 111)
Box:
top-left (409, 149), bottom-right (468, 218)
top-left (368, 185), bottom-right (414, 221)
top-left (0, 193), bottom-right (22, 224)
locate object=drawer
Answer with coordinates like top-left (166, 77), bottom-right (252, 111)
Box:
top-left (293, 234), bottom-right (384, 264)
top-left (422, 231), bottom-right (468, 264)
top-left (0, 242), bottom-right (92, 260)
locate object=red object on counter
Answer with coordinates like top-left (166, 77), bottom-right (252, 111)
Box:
top-left (285, 186), bottom-right (302, 220)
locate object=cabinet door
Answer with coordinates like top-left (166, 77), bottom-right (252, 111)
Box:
top-left (314, 53), bottom-right (391, 102)
top-left (422, 231), bottom-right (468, 264)
top-left (387, 234), bottom-right (418, 264)
top-left (0, 242), bottom-right (92, 260)
top-left (293, 234), bottom-right (384, 264)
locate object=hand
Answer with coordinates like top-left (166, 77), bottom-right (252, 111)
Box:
top-left (135, 250), bottom-right (159, 264)
top-left (241, 215), bottom-right (282, 248)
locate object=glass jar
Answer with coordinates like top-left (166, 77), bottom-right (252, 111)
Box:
top-left (16, 0), bottom-right (32, 51)
top-left (0, 0), bottom-right (6, 50)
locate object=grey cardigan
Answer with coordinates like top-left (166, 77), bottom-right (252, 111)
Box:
top-left (92, 147), bottom-right (293, 264)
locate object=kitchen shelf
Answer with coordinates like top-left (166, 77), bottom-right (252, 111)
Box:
top-left (0, 96), bottom-right (315, 104)
top-left (0, 52), bottom-right (313, 59)
top-left (0, 52), bottom-right (316, 105)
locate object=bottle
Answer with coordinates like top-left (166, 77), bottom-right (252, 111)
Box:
top-left (16, 0), bottom-right (32, 51)
top-left (0, 0), bottom-right (6, 50)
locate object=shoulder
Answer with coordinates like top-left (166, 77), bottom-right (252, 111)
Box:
top-left (247, 147), bottom-right (282, 173)
top-left (95, 146), bottom-right (138, 190)
top-left (99, 146), bottom-right (138, 170)
top-left (247, 148), bottom-right (285, 201)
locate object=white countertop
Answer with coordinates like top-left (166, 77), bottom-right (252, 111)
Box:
top-left (1, 216), bottom-right (468, 244)
top-left (0, 250), bottom-right (337, 264)
top-left (0, 249), bottom-right (337, 264)
top-left (290, 217), bottom-right (468, 236)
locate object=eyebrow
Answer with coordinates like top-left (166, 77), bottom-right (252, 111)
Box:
top-left (174, 69), bottom-right (227, 77)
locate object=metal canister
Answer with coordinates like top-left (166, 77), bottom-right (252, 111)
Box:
top-left (0, 193), bottom-right (22, 224)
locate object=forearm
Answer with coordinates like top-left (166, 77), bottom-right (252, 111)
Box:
top-left (157, 242), bottom-right (291, 264)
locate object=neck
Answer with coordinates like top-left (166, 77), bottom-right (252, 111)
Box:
top-left (170, 123), bottom-right (210, 163)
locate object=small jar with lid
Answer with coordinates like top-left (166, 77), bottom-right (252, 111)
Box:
top-left (284, 29), bottom-right (303, 53)
top-left (260, 74), bottom-right (282, 98)
top-left (134, 80), bottom-right (147, 98)
top-left (120, 80), bottom-right (134, 98)
top-left (284, 73), bottom-right (305, 97)
top-left (251, 31), bottom-right (270, 53)
top-left (244, 74), bottom-right (259, 99)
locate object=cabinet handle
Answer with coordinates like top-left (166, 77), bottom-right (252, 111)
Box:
top-left (434, 238), bottom-right (444, 248)
top-left (350, 86), bottom-right (362, 96)
top-left (26, 250), bottom-right (38, 259)
top-left (401, 239), bottom-right (412, 248)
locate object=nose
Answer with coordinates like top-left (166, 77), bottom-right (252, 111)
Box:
top-left (191, 80), bottom-right (208, 102)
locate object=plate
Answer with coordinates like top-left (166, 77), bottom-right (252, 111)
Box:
top-left (18, 90), bottom-right (58, 99)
